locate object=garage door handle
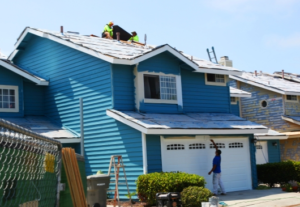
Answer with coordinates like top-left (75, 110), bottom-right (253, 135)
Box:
top-left (97, 183), bottom-right (105, 186)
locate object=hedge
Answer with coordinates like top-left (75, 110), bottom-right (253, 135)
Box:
top-left (181, 186), bottom-right (212, 207)
top-left (257, 160), bottom-right (300, 186)
top-left (136, 172), bottom-right (206, 204)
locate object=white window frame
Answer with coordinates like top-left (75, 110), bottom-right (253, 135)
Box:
top-left (230, 97), bottom-right (237, 104)
top-left (285, 95), bottom-right (299, 103)
top-left (0, 85), bottom-right (19, 113)
top-left (205, 73), bottom-right (227, 86)
top-left (139, 72), bottom-right (182, 105)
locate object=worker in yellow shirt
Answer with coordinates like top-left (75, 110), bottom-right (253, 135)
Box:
top-left (102, 21), bottom-right (114, 39)
top-left (128, 31), bottom-right (139, 42)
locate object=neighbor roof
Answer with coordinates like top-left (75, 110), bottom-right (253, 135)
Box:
top-left (230, 87), bottom-right (251, 98)
top-left (0, 59), bottom-right (49, 85)
top-left (4, 116), bottom-right (80, 143)
top-left (107, 109), bottom-right (268, 135)
top-left (230, 72), bottom-right (300, 96)
top-left (9, 27), bottom-right (242, 76)
top-left (273, 72), bottom-right (300, 83)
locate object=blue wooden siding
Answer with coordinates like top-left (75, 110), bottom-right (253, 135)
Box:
top-left (267, 140), bottom-right (281, 163)
top-left (230, 102), bottom-right (240, 116)
top-left (249, 134), bottom-right (258, 188)
top-left (0, 65), bottom-right (24, 117)
top-left (13, 35), bottom-right (143, 198)
top-left (146, 135), bottom-right (162, 173)
top-left (181, 69), bottom-right (230, 113)
top-left (240, 82), bottom-right (300, 132)
top-left (23, 81), bottom-right (45, 115)
top-left (112, 64), bottom-right (135, 111)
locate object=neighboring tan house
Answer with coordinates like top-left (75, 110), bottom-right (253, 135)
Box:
top-left (230, 71), bottom-right (300, 161)
top-left (4, 27), bottom-right (268, 197)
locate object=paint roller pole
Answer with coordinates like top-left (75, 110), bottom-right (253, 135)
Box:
top-left (80, 98), bottom-right (84, 156)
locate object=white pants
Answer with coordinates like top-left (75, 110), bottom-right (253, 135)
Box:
top-left (213, 173), bottom-right (226, 195)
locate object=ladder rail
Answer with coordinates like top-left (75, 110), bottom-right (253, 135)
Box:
top-left (206, 46), bottom-right (218, 64)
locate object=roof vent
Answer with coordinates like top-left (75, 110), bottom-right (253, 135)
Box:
top-left (219, 56), bottom-right (233, 67)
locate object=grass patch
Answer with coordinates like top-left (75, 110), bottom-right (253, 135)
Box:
top-left (256, 185), bottom-right (271, 190)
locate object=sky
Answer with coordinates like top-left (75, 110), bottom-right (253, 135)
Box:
top-left (0, 0), bottom-right (300, 74)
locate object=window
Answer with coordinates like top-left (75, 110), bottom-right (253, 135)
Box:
top-left (229, 142), bottom-right (243, 148)
top-left (256, 145), bottom-right (262, 150)
top-left (286, 95), bottom-right (298, 102)
top-left (189, 143), bottom-right (205, 149)
top-left (144, 74), bottom-right (177, 102)
top-left (205, 74), bottom-right (226, 86)
top-left (231, 97), bottom-right (237, 104)
top-left (210, 143), bottom-right (225, 149)
top-left (0, 86), bottom-right (19, 112)
top-left (261, 100), bottom-right (268, 108)
top-left (167, 144), bottom-right (185, 150)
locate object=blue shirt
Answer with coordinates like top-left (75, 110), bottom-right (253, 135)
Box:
top-left (213, 156), bottom-right (221, 173)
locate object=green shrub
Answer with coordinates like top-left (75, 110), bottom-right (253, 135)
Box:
top-left (257, 160), bottom-right (300, 186)
top-left (136, 172), bottom-right (206, 204)
top-left (181, 186), bottom-right (212, 207)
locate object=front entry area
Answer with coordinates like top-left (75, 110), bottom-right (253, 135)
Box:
top-left (160, 136), bottom-right (252, 192)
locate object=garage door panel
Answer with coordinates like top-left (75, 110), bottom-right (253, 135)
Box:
top-left (161, 137), bottom-right (252, 192)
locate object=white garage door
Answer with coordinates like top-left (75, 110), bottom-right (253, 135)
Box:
top-left (161, 137), bottom-right (252, 192)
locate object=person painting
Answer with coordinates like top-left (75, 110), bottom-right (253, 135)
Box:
top-left (128, 31), bottom-right (139, 42)
top-left (102, 21), bottom-right (114, 39)
top-left (208, 139), bottom-right (226, 196)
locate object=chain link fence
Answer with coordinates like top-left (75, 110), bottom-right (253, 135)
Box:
top-left (0, 118), bottom-right (62, 207)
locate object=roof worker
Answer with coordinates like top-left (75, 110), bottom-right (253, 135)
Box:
top-left (102, 21), bottom-right (114, 39)
top-left (208, 139), bottom-right (226, 196)
top-left (128, 31), bottom-right (139, 42)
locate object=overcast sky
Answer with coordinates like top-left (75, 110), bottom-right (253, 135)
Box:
top-left (0, 0), bottom-right (299, 74)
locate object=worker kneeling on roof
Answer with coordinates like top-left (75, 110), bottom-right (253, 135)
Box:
top-left (128, 31), bottom-right (139, 42)
top-left (102, 21), bottom-right (114, 39)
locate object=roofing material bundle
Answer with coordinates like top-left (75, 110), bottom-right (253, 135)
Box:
top-left (62, 148), bottom-right (87, 207)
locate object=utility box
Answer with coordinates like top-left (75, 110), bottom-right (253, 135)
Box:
top-left (156, 192), bottom-right (182, 207)
top-left (87, 174), bottom-right (111, 207)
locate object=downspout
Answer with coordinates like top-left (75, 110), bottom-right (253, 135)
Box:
top-left (142, 133), bottom-right (148, 174)
top-left (80, 98), bottom-right (84, 156)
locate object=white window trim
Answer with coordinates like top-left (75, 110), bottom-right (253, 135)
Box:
top-left (139, 72), bottom-right (183, 105)
top-left (0, 85), bottom-right (19, 113)
top-left (231, 97), bottom-right (237, 104)
top-left (285, 95), bottom-right (299, 103)
top-left (205, 73), bottom-right (227, 86)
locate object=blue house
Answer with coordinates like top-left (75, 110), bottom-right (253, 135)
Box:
top-left (0, 58), bottom-right (81, 151)
top-left (230, 71), bottom-right (300, 162)
top-left (4, 27), bottom-right (268, 196)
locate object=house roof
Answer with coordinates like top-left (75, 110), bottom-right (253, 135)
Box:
top-left (107, 109), bottom-right (268, 135)
top-left (9, 27), bottom-right (242, 76)
top-left (255, 129), bottom-right (288, 140)
top-left (3, 116), bottom-right (80, 143)
top-left (0, 59), bottom-right (49, 85)
top-left (273, 72), bottom-right (300, 83)
top-left (282, 115), bottom-right (300, 126)
top-left (230, 72), bottom-right (300, 96)
top-left (230, 87), bottom-right (251, 98)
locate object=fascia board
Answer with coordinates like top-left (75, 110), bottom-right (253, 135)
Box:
top-left (230, 94), bottom-right (252, 98)
top-left (55, 138), bottom-right (81, 143)
top-left (0, 60), bottom-right (49, 86)
top-left (282, 116), bottom-right (300, 126)
top-left (196, 69), bottom-right (242, 76)
top-left (255, 135), bottom-right (288, 140)
top-left (107, 110), bottom-right (268, 135)
top-left (229, 75), bottom-right (286, 95)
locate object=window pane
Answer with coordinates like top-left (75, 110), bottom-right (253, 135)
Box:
top-left (9, 90), bottom-right (15, 95)
top-left (10, 96), bottom-right (15, 102)
top-left (3, 96), bottom-right (8, 102)
top-left (231, 97), bottom-right (236, 103)
top-left (0, 89), bottom-right (2, 95)
top-left (216, 75), bottom-right (225, 83)
top-left (3, 89), bottom-right (8, 95)
top-left (9, 103), bottom-right (15, 108)
top-left (160, 76), bottom-right (177, 100)
top-left (144, 75), bottom-right (160, 99)
top-left (0, 102), bottom-right (2, 108)
top-left (3, 102), bottom-right (9, 108)
top-left (207, 74), bottom-right (216, 82)
top-left (287, 95), bottom-right (297, 101)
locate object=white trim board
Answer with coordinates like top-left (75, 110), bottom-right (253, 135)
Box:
top-left (54, 138), bottom-right (81, 144)
top-left (8, 28), bottom-right (243, 76)
top-left (230, 75), bottom-right (300, 96)
top-left (230, 94), bottom-right (252, 98)
top-left (282, 116), bottom-right (300, 126)
top-left (0, 60), bottom-right (48, 86)
top-left (106, 110), bottom-right (268, 135)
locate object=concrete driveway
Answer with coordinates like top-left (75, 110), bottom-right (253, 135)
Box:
top-left (219, 188), bottom-right (300, 207)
